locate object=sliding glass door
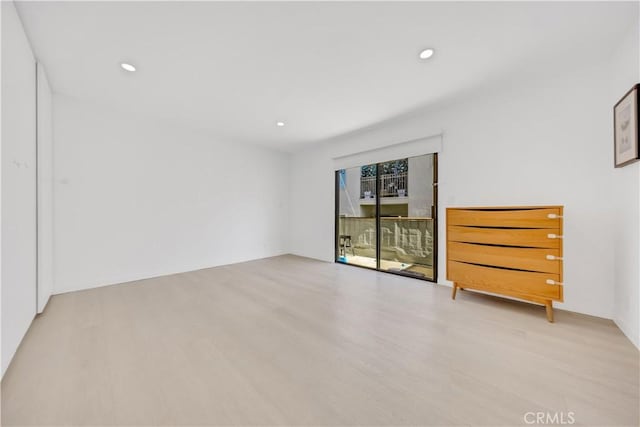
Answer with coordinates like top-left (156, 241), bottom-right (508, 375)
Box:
top-left (335, 154), bottom-right (438, 281)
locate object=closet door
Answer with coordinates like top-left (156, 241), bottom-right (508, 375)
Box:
top-left (37, 63), bottom-right (54, 313)
top-left (2, 0), bottom-right (38, 375)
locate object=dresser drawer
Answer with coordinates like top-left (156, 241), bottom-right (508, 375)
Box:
top-left (447, 226), bottom-right (561, 249)
top-left (448, 260), bottom-right (561, 300)
top-left (447, 207), bottom-right (561, 228)
top-left (447, 242), bottom-right (561, 274)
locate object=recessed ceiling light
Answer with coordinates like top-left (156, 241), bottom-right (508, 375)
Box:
top-left (276, 121), bottom-right (285, 127)
top-left (419, 48), bottom-right (435, 60)
top-left (120, 63), bottom-right (136, 72)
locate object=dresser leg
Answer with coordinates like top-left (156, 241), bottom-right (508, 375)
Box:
top-left (451, 283), bottom-right (458, 300)
top-left (545, 301), bottom-right (554, 323)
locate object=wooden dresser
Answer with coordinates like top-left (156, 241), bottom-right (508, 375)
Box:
top-left (446, 206), bottom-right (563, 322)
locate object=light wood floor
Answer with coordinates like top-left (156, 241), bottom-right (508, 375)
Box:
top-left (2, 255), bottom-right (638, 426)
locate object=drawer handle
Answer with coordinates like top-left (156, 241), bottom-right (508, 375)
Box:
top-left (547, 233), bottom-right (563, 239)
top-left (547, 213), bottom-right (563, 219)
top-left (546, 255), bottom-right (564, 261)
top-left (546, 279), bottom-right (563, 285)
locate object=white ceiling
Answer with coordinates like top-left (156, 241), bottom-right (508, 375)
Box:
top-left (16, 1), bottom-right (638, 151)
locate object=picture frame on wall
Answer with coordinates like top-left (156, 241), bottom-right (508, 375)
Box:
top-left (614, 83), bottom-right (640, 168)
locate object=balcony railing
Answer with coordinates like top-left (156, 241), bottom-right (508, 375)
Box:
top-left (360, 172), bottom-right (408, 198)
top-left (337, 216), bottom-right (434, 266)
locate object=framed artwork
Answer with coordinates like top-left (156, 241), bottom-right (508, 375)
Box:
top-left (614, 84), bottom-right (640, 168)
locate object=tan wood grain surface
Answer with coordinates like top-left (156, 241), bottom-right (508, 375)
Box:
top-left (448, 260), bottom-right (561, 300)
top-left (447, 207), bottom-right (561, 228)
top-left (447, 225), bottom-right (561, 248)
top-left (448, 241), bottom-right (561, 274)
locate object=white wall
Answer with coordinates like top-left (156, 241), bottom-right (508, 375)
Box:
top-left (290, 57), bottom-right (618, 320)
top-left (1, 0), bottom-right (37, 376)
top-left (37, 63), bottom-right (54, 313)
top-left (53, 95), bottom-right (289, 294)
top-left (610, 19), bottom-right (640, 348)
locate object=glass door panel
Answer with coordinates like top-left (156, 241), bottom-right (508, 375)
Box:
top-left (378, 154), bottom-right (436, 280)
top-left (335, 154), bottom-right (437, 281)
top-left (336, 165), bottom-right (377, 269)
